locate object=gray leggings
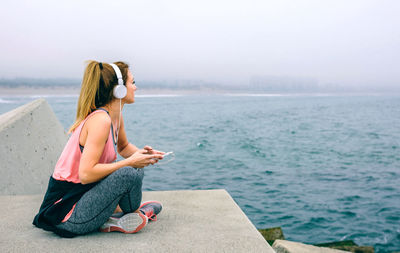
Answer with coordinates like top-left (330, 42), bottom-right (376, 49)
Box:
top-left (55, 167), bottom-right (144, 235)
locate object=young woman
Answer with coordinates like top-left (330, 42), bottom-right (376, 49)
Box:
top-left (33, 61), bottom-right (164, 237)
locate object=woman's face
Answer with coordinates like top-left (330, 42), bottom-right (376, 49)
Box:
top-left (123, 70), bottom-right (137, 104)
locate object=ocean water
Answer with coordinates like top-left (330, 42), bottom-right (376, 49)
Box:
top-left (1, 94), bottom-right (399, 252)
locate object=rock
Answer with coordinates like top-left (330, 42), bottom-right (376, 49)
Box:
top-left (315, 240), bottom-right (374, 253)
top-left (273, 240), bottom-right (351, 253)
top-left (334, 246), bottom-right (374, 253)
top-left (258, 227), bottom-right (285, 245)
top-left (316, 241), bottom-right (357, 247)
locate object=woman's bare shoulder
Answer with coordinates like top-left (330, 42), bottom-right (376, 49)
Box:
top-left (86, 111), bottom-right (111, 134)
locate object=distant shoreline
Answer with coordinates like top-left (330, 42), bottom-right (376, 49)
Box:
top-left (0, 86), bottom-right (227, 96)
top-left (1, 86), bottom-right (399, 97)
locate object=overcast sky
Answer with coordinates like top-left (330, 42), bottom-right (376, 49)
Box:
top-left (0, 0), bottom-right (399, 87)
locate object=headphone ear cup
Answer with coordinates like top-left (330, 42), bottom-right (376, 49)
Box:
top-left (113, 84), bottom-right (127, 99)
top-left (109, 63), bottom-right (127, 99)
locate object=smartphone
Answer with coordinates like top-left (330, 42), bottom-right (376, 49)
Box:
top-left (162, 151), bottom-right (173, 158)
top-left (152, 151), bottom-right (173, 161)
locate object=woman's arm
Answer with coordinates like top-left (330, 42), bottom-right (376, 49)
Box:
top-left (117, 115), bottom-right (140, 158)
top-left (78, 113), bottom-right (162, 184)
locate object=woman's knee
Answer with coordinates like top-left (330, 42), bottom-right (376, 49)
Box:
top-left (110, 167), bottom-right (144, 187)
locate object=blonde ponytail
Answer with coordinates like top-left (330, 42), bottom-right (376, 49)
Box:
top-left (68, 60), bottom-right (130, 133)
top-left (68, 61), bottom-right (101, 133)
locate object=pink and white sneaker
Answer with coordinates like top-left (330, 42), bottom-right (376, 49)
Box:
top-left (140, 201), bottom-right (163, 221)
top-left (100, 212), bottom-right (148, 233)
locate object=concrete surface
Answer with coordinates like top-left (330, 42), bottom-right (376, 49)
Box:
top-left (0, 189), bottom-right (275, 253)
top-left (0, 98), bottom-right (67, 195)
top-left (273, 240), bottom-right (350, 253)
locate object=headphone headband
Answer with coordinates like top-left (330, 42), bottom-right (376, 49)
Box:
top-left (109, 63), bottom-right (123, 86)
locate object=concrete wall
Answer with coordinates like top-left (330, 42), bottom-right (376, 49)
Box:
top-left (0, 98), bottom-right (67, 195)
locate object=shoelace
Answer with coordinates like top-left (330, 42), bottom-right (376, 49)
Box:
top-left (141, 209), bottom-right (157, 221)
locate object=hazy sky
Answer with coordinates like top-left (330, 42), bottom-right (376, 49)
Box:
top-left (1, 0), bottom-right (399, 87)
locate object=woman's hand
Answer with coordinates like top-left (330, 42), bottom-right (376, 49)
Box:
top-left (143, 145), bottom-right (165, 155)
top-left (126, 149), bottom-right (164, 168)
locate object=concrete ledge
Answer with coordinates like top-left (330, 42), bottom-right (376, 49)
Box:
top-left (0, 189), bottom-right (275, 252)
top-left (0, 98), bottom-right (67, 195)
top-left (273, 240), bottom-right (350, 253)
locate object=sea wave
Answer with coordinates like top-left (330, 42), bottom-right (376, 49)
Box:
top-left (222, 93), bottom-right (341, 97)
top-left (222, 93), bottom-right (392, 97)
top-left (136, 94), bottom-right (182, 98)
top-left (223, 93), bottom-right (288, 97)
top-left (0, 98), bottom-right (13, 104)
top-left (28, 94), bottom-right (79, 98)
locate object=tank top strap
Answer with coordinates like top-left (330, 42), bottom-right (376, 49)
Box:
top-left (72, 109), bottom-right (110, 139)
top-left (94, 108), bottom-right (109, 114)
top-left (91, 108), bottom-right (117, 149)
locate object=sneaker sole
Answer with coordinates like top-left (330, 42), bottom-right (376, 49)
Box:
top-left (100, 212), bottom-right (148, 233)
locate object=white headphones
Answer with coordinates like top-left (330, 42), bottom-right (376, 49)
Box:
top-left (109, 63), bottom-right (127, 99)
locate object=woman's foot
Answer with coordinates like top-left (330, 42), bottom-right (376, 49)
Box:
top-left (140, 201), bottom-right (163, 221)
top-left (100, 212), bottom-right (148, 233)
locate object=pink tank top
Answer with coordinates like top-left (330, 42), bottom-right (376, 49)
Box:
top-left (52, 109), bottom-right (117, 183)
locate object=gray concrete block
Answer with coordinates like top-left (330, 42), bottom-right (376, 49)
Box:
top-left (0, 189), bottom-right (275, 252)
top-left (0, 98), bottom-right (67, 195)
top-left (273, 240), bottom-right (350, 253)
